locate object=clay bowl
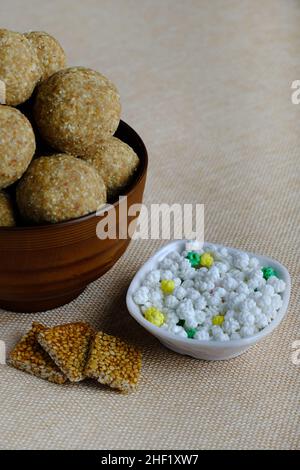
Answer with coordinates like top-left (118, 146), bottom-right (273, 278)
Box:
top-left (0, 120), bottom-right (148, 313)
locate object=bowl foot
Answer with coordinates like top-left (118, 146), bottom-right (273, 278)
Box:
top-left (0, 287), bottom-right (86, 313)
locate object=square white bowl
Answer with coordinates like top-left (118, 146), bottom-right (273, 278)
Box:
top-left (126, 240), bottom-right (291, 360)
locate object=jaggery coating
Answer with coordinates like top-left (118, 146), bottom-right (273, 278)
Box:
top-left (81, 137), bottom-right (139, 199)
top-left (16, 154), bottom-right (107, 224)
top-left (0, 29), bottom-right (41, 105)
top-left (34, 67), bottom-right (121, 155)
top-left (24, 31), bottom-right (66, 81)
top-left (0, 191), bottom-right (16, 226)
top-left (0, 105), bottom-right (36, 189)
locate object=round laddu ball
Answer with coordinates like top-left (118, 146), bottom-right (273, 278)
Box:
top-left (0, 191), bottom-right (16, 226)
top-left (24, 31), bottom-right (66, 81)
top-left (0, 105), bottom-right (36, 189)
top-left (34, 67), bottom-right (121, 155)
top-left (81, 137), bottom-right (139, 199)
top-left (0, 29), bottom-right (41, 105)
top-left (17, 154), bottom-right (107, 224)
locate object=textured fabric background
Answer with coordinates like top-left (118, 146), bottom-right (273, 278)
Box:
top-left (0, 0), bottom-right (299, 450)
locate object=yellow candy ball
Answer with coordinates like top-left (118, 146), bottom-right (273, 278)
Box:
top-left (161, 279), bottom-right (175, 294)
top-left (144, 307), bottom-right (165, 327)
top-left (200, 252), bottom-right (214, 268)
top-left (212, 315), bottom-right (225, 326)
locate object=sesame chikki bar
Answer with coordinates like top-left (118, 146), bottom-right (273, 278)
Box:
top-left (37, 322), bottom-right (94, 382)
top-left (85, 331), bottom-right (142, 393)
top-left (9, 322), bottom-right (67, 384)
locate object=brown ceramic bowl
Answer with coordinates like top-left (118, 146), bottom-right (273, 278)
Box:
top-left (0, 121), bottom-right (148, 313)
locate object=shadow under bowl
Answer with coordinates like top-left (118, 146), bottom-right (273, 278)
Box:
top-left (0, 120), bottom-right (148, 313)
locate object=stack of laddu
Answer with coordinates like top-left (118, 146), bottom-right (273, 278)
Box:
top-left (0, 28), bottom-right (139, 226)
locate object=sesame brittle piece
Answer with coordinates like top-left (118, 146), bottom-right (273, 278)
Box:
top-left (9, 322), bottom-right (67, 385)
top-left (37, 322), bottom-right (94, 382)
top-left (85, 332), bottom-right (142, 393)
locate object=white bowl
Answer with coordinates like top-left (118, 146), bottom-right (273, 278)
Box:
top-left (126, 240), bottom-right (291, 360)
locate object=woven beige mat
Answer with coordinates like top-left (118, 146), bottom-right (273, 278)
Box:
top-left (0, 0), bottom-right (299, 449)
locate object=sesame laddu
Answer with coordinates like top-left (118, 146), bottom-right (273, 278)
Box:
top-left (0, 105), bottom-right (36, 189)
top-left (0, 29), bottom-right (41, 105)
top-left (81, 136), bottom-right (139, 200)
top-left (9, 322), bottom-right (67, 385)
top-left (37, 322), bottom-right (95, 382)
top-left (16, 154), bottom-right (106, 224)
top-left (24, 31), bottom-right (66, 81)
top-left (34, 66), bottom-right (121, 156)
top-left (85, 332), bottom-right (142, 393)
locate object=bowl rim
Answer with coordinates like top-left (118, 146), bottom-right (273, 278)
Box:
top-left (126, 240), bottom-right (291, 349)
top-left (0, 120), bottom-right (148, 232)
